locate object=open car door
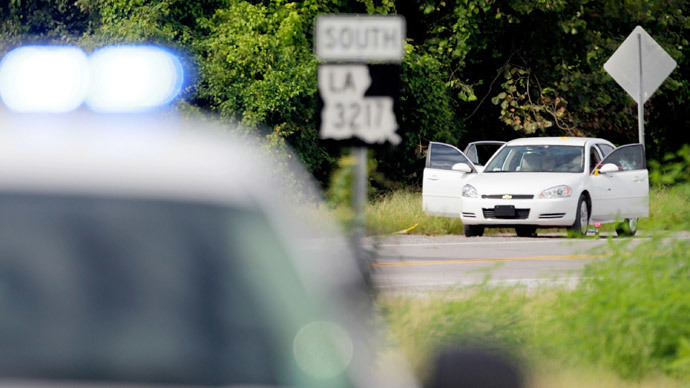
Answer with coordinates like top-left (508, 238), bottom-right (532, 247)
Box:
top-left (422, 142), bottom-right (478, 217)
top-left (590, 143), bottom-right (649, 222)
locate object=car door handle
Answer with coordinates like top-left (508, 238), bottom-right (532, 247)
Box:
top-left (428, 175), bottom-right (439, 180)
top-left (633, 176), bottom-right (645, 183)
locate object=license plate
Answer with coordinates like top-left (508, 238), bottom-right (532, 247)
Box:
top-left (494, 205), bottom-right (515, 217)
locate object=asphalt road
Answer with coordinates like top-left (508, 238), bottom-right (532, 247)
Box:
top-left (368, 231), bottom-right (689, 292)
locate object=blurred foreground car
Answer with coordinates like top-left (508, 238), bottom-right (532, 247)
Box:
top-left (423, 137), bottom-right (649, 237)
top-left (0, 112), bottom-right (417, 388)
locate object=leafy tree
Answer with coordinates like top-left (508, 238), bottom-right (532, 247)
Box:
top-left (193, 1), bottom-right (331, 179)
top-left (413, 0), bottom-right (690, 161)
top-left (0, 0), bottom-right (93, 53)
top-left (1, 0), bottom-right (688, 188)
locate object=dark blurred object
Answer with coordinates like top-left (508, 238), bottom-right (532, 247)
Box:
top-left (426, 345), bottom-right (524, 388)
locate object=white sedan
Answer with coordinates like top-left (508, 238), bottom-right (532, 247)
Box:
top-left (422, 137), bottom-right (649, 237)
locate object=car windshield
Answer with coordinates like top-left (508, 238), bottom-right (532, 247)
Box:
top-left (0, 193), bottom-right (346, 387)
top-left (484, 145), bottom-right (584, 173)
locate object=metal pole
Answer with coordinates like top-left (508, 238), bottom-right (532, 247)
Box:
top-left (352, 146), bottom-right (369, 281)
top-left (353, 147), bottom-right (367, 227)
top-left (638, 33), bottom-right (645, 147)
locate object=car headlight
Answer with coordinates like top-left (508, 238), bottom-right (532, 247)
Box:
top-left (462, 184), bottom-right (478, 198)
top-left (539, 185), bottom-right (572, 199)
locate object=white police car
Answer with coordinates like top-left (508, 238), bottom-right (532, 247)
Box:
top-left (0, 45), bottom-right (418, 388)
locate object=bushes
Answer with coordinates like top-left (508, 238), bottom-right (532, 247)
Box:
top-left (546, 236), bottom-right (690, 378)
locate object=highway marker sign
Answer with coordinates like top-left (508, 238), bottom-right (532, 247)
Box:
top-left (604, 26), bottom-right (677, 146)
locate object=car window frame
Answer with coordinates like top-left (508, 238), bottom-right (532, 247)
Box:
top-left (598, 143), bottom-right (647, 172)
top-left (425, 142), bottom-right (477, 173)
top-left (589, 144), bottom-right (604, 173)
top-left (596, 143), bottom-right (614, 158)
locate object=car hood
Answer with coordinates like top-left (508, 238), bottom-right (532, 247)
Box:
top-left (469, 172), bottom-right (583, 196)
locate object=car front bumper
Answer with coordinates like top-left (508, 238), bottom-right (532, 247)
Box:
top-left (459, 196), bottom-right (580, 227)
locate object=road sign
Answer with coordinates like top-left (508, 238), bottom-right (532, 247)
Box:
top-left (315, 15), bottom-right (405, 63)
top-left (318, 65), bottom-right (400, 144)
top-left (604, 26), bottom-right (677, 146)
top-left (604, 26), bottom-right (677, 104)
top-left (314, 15), bottom-right (406, 267)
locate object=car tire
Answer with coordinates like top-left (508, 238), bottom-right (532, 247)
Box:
top-left (615, 218), bottom-right (638, 237)
top-left (568, 195), bottom-right (590, 237)
top-left (515, 226), bottom-right (537, 237)
top-left (463, 225), bottom-right (485, 237)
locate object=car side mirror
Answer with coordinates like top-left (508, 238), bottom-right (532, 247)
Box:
top-left (597, 163), bottom-right (618, 174)
top-left (451, 163), bottom-right (472, 173)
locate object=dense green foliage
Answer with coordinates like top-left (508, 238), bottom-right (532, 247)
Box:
top-left (1, 0), bottom-right (689, 188)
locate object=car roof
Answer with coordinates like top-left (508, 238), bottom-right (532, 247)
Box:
top-left (505, 137), bottom-right (611, 147)
top-left (0, 113), bottom-right (268, 206)
top-left (466, 140), bottom-right (506, 145)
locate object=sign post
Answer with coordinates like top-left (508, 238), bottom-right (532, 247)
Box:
top-left (315, 15), bottom-right (405, 276)
top-left (604, 26), bottom-right (677, 147)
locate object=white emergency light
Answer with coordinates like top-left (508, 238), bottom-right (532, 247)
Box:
top-left (0, 45), bottom-right (184, 113)
top-left (86, 46), bottom-right (183, 112)
top-left (0, 46), bottom-right (89, 113)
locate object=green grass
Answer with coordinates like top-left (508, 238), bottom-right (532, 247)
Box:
top-left (641, 184), bottom-right (690, 231)
top-left (348, 184), bottom-right (690, 236)
top-left (377, 233), bottom-right (690, 386)
top-left (365, 190), bottom-right (463, 235)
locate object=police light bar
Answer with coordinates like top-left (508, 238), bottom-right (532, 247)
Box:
top-left (0, 45), bottom-right (184, 113)
top-left (0, 46), bottom-right (89, 113)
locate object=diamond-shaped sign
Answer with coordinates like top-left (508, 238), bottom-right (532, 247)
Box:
top-left (604, 26), bottom-right (677, 104)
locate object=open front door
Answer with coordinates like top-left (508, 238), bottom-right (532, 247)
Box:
top-left (422, 142), bottom-right (477, 217)
top-left (590, 143), bottom-right (649, 222)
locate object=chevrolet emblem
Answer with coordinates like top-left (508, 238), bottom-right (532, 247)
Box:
top-left (502, 194), bottom-right (512, 199)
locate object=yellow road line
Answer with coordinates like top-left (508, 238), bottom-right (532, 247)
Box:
top-left (372, 253), bottom-right (612, 267)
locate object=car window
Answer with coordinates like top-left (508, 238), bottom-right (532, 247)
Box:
top-left (0, 194), bottom-right (342, 387)
top-left (466, 143), bottom-right (504, 166)
top-left (589, 146), bottom-right (602, 173)
top-left (428, 143), bottom-right (471, 170)
top-left (599, 144), bottom-right (646, 171)
top-left (465, 144), bottom-right (478, 165)
top-left (596, 143), bottom-right (614, 158)
top-left (484, 145), bottom-right (584, 173)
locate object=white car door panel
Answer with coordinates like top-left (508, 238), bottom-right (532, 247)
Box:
top-left (589, 144), bottom-right (649, 222)
top-left (422, 142), bottom-right (477, 217)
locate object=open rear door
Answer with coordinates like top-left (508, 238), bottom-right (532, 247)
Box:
top-left (590, 143), bottom-right (649, 221)
top-left (422, 142), bottom-right (478, 217)
top-left (464, 141), bottom-right (506, 170)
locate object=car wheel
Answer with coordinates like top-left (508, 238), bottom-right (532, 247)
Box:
top-left (515, 226), bottom-right (536, 237)
top-left (463, 225), bottom-right (485, 237)
top-left (568, 195), bottom-right (589, 237)
top-left (615, 218), bottom-right (638, 237)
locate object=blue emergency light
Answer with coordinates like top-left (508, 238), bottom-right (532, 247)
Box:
top-left (0, 45), bottom-right (184, 113)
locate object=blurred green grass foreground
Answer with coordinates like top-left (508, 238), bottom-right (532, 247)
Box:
top-left (379, 234), bottom-right (690, 387)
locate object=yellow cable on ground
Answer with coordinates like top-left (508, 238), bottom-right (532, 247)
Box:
top-left (393, 224), bottom-right (418, 234)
